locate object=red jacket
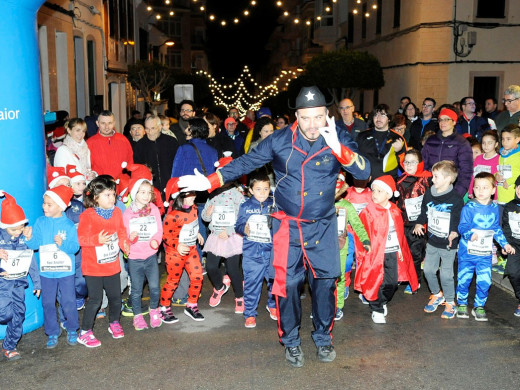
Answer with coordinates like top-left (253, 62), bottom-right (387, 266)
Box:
top-left (78, 207), bottom-right (130, 276)
top-left (87, 132), bottom-right (133, 179)
top-left (354, 201), bottom-right (418, 301)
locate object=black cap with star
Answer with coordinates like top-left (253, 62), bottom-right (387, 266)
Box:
top-left (293, 86), bottom-right (328, 109)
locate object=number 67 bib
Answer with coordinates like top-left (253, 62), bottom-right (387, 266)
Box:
top-left (95, 233), bottom-right (119, 264)
top-left (1, 249), bottom-right (33, 279)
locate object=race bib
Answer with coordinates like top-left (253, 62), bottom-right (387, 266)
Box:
top-left (385, 226), bottom-right (400, 253)
top-left (178, 219), bottom-right (199, 246)
top-left (39, 244), bottom-right (72, 273)
top-left (129, 216), bottom-right (158, 242)
top-left (1, 250), bottom-right (33, 280)
top-left (337, 208), bottom-right (346, 236)
top-left (404, 195), bottom-right (423, 222)
top-left (427, 207), bottom-right (450, 238)
top-left (212, 205), bottom-right (235, 229)
top-left (498, 164), bottom-right (512, 179)
top-left (467, 229), bottom-right (494, 256)
top-left (95, 233), bottom-right (119, 264)
top-left (508, 212), bottom-right (520, 239)
top-left (473, 165), bottom-right (491, 177)
top-left (351, 203), bottom-right (368, 215)
top-left (247, 214), bottom-right (271, 243)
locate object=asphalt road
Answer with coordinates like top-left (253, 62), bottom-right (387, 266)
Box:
top-left (2, 272), bottom-right (520, 390)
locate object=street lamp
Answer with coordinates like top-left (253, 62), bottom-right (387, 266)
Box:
top-left (149, 39), bottom-right (175, 61)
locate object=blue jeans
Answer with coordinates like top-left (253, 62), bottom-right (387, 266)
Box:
top-left (128, 254), bottom-right (160, 314)
top-left (41, 275), bottom-right (78, 335)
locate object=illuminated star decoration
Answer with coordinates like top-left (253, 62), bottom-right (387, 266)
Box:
top-left (305, 91), bottom-right (315, 101)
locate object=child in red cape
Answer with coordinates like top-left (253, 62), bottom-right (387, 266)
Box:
top-left (354, 175), bottom-right (419, 324)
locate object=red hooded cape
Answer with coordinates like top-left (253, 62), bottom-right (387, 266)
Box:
top-left (354, 200), bottom-right (419, 301)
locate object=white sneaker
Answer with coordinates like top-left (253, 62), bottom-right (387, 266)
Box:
top-left (383, 304), bottom-right (388, 317)
top-left (371, 311), bottom-right (386, 324)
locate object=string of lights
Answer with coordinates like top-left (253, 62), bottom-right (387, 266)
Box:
top-left (143, 0), bottom-right (356, 28)
top-left (196, 65), bottom-right (302, 114)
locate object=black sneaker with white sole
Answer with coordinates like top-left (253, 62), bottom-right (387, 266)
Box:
top-left (285, 346), bottom-right (304, 368)
top-left (317, 345), bottom-right (336, 363)
top-left (184, 305), bottom-right (205, 321)
top-left (160, 307), bottom-right (179, 324)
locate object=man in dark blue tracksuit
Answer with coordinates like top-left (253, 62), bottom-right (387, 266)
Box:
top-left (178, 86), bottom-right (371, 367)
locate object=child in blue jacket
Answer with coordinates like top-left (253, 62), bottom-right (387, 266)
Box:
top-left (0, 191), bottom-right (41, 361)
top-left (26, 185), bottom-right (79, 348)
top-left (235, 172), bottom-right (276, 328)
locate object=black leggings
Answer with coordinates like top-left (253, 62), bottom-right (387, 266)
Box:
top-left (206, 252), bottom-right (243, 298)
top-left (82, 273), bottom-right (121, 331)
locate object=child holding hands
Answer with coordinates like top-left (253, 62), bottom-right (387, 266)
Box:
top-left (26, 186), bottom-right (79, 348)
top-left (77, 175), bottom-right (130, 347)
top-left (123, 172), bottom-right (163, 330)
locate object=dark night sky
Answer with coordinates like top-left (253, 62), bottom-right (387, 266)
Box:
top-left (205, 0), bottom-right (281, 79)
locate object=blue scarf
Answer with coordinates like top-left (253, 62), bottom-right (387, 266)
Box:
top-left (95, 207), bottom-right (115, 220)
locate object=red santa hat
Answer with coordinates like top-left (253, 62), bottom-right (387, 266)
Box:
top-left (122, 162), bottom-right (154, 202)
top-left (214, 156), bottom-right (233, 170)
top-left (0, 191), bottom-right (28, 228)
top-left (44, 185), bottom-right (74, 211)
top-left (52, 126), bottom-right (66, 141)
top-left (164, 177), bottom-right (180, 207)
top-left (47, 166), bottom-right (70, 189)
top-left (66, 164), bottom-right (85, 184)
top-left (371, 175), bottom-right (400, 198)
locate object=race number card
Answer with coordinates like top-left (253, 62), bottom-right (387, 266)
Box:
top-left (129, 216), bottom-right (158, 242)
top-left (95, 233), bottom-right (119, 264)
top-left (497, 164), bottom-right (512, 179)
top-left (1, 249), bottom-right (33, 279)
top-left (212, 205), bottom-right (236, 230)
top-left (508, 211), bottom-right (520, 240)
top-left (247, 214), bottom-right (271, 243)
top-left (467, 229), bottom-right (494, 256)
top-left (337, 208), bottom-right (346, 236)
top-left (404, 195), bottom-right (423, 222)
top-left (427, 207), bottom-right (450, 238)
top-left (178, 219), bottom-right (199, 246)
top-left (39, 244), bottom-right (72, 273)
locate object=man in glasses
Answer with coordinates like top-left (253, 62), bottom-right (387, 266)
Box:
top-left (495, 85), bottom-right (520, 135)
top-left (409, 97), bottom-right (439, 151)
top-left (356, 104), bottom-right (405, 180)
top-left (455, 96), bottom-right (490, 141)
top-left (171, 100), bottom-right (196, 144)
top-left (335, 98), bottom-right (367, 142)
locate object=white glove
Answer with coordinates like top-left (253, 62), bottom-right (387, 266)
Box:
top-left (178, 168), bottom-right (211, 192)
top-left (318, 116), bottom-right (341, 155)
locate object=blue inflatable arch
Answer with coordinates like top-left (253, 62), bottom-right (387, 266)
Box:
top-left (0, 0), bottom-right (47, 339)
